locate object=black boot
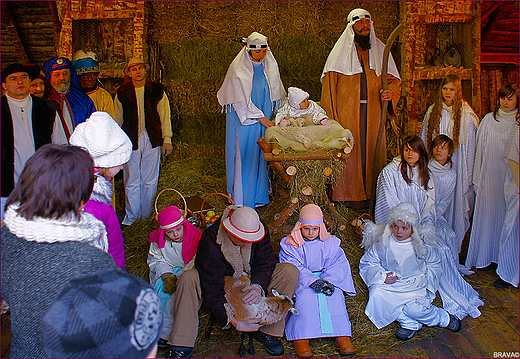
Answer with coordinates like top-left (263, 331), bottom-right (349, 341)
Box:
top-left (253, 331), bottom-right (284, 356)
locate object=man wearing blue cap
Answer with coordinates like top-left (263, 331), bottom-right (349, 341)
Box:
top-left (72, 50), bottom-right (116, 119)
top-left (43, 57), bottom-right (95, 141)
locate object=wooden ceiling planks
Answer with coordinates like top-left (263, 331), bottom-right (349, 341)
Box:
top-left (480, 1), bottom-right (519, 63)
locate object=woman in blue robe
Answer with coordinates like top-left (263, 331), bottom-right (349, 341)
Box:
top-left (218, 32), bottom-right (285, 208)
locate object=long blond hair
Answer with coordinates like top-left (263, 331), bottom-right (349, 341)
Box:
top-left (426, 75), bottom-right (463, 149)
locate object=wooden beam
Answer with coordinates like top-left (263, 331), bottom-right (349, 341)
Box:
top-left (2, 2), bottom-right (30, 64)
top-left (481, 53), bottom-right (519, 65)
top-left (481, 3), bottom-right (501, 22)
top-left (482, 4), bottom-right (503, 42)
top-left (49, 1), bottom-right (61, 56)
top-left (264, 151), bottom-right (345, 162)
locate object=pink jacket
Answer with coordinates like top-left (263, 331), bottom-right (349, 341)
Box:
top-left (84, 199), bottom-right (126, 269)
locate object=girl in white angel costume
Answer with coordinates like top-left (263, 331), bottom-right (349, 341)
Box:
top-left (359, 202), bottom-right (462, 340)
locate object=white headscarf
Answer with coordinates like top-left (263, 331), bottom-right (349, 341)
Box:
top-left (217, 32), bottom-right (285, 109)
top-left (321, 8), bottom-right (400, 80)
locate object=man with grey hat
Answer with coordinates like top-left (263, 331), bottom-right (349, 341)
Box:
top-left (1, 63), bottom-right (66, 220)
top-left (164, 206), bottom-right (298, 358)
top-left (115, 57), bottom-right (173, 226)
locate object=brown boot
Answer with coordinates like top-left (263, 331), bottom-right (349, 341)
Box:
top-left (335, 336), bottom-right (356, 355)
top-left (294, 339), bottom-right (313, 358)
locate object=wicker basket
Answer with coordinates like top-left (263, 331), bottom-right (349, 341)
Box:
top-left (154, 188), bottom-right (189, 220)
top-left (199, 192), bottom-right (235, 229)
top-left (351, 213), bottom-right (373, 238)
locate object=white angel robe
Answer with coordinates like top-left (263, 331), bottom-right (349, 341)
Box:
top-left (359, 235), bottom-right (447, 330)
top-left (420, 101), bottom-right (479, 255)
top-left (374, 157), bottom-right (436, 226)
top-left (279, 236), bottom-right (356, 340)
top-left (429, 159), bottom-right (472, 275)
top-left (467, 109), bottom-right (518, 268)
top-left (497, 126), bottom-right (519, 287)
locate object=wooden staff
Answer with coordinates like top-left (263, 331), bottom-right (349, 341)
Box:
top-left (369, 23), bottom-right (404, 215)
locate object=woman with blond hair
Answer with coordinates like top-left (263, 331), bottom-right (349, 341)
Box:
top-left (420, 74), bottom-right (479, 272)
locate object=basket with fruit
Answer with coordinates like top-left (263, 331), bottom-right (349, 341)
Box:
top-left (199, 192), bottom-right (235, 229)
top-left (154, 188), bottom-right (201, 227)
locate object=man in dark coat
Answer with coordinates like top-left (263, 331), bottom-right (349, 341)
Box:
top-left (163, 206), bottom-right (298, 358)
top-left (1, 63), bottom-right (66, 219)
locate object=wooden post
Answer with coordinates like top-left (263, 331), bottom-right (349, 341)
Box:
top-left (323, 167), bottom-right (333, 177)
top-left (264, 151), bottom-right (344, 162)
top-left (256, 137), bottom-right (272, 153)
top-left (272, 197), bottom-right (299, 228)
top-left (257, 137), bottom-right (290, 183)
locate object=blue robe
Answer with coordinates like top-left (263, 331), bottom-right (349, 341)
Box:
top-left (43, 58), bottom-right (95, 128)
top-left (225, 63), bottom-right (273, 208)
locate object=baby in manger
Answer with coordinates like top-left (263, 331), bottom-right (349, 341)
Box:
top-left (267, 87), bottom-right (354, 152)
top-left (275, 87), bottom-right (332, 127)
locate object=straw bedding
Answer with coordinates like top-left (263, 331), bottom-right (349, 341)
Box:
top-left (121, 141), bottom-right (437, 358)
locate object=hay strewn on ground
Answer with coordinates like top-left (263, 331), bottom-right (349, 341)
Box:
top-left (120, 141), bottom-right (437, 358)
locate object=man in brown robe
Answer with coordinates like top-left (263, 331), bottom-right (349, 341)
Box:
top-left (321, 8), bottom-right (401, 208)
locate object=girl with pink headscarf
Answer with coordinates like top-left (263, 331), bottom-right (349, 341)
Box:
top-left (147, 205), bottom-right (201, 344)
top-left (279, 204), bottom-right (356, 358)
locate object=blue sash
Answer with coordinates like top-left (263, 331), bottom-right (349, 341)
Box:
top-left (313, 271), bottom-right (333, 334)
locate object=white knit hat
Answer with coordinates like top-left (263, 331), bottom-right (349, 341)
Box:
top-left (70, 111), bottom-right (132, 168)
top-left (287, 87), bottom-right (309, 108)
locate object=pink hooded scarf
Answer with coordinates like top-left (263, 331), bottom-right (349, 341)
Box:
top-left (286, 204), bottom-right (331, 248)
top-left (149, 206), bottom-right (201, 264)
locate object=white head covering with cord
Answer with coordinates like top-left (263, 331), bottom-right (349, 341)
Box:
top-left (217, 32), bottom-right (285, 119)
top-left (321, 8), bottom-right (400, 80)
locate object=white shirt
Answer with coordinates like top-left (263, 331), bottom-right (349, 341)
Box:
top-left (7, 94), bottom-right (35, 184)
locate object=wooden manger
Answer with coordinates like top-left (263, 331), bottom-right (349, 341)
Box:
top-left (257, 137), bottom-right (352, 235)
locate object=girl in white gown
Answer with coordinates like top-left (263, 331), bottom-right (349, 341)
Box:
top-left (428, 135), bottom-right (471, 275)
top-left (467, 83), bottom-right (519, 270)
top-left (420, 75), bottom-right (479, 265)
top-left (360, 202), bottom-right (462, 340)
top-left (496, 125), bottom-right (519, 288)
